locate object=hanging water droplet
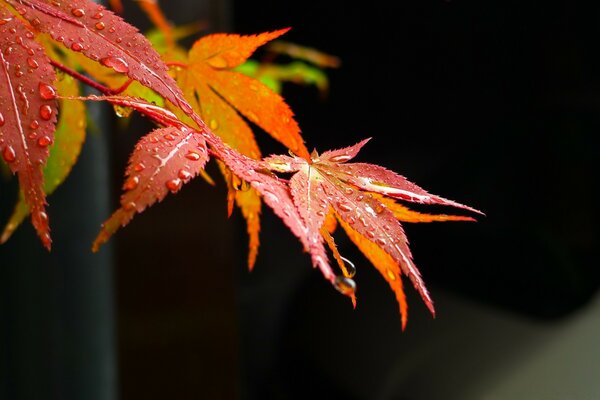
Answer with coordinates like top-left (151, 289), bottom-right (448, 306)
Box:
top-left (340, 256), bottom-right (356, 278)
top-left (178, 169), bottom-right (192, 180)
top-left (166, 178), bottom-right (181, 192)
top-left (3, 146), bottom-right (16, 163)
top-left (113, 105), bottom-right (132, 118)
top-left (124, 176), bottom-right (139, 190)
top-left (39, 105), bottom-right (53, 120)
top-left (37, 136), bottom-right (52, 147)
top-left (185, 151), bottom-right (201, 161)
top-left (100, 56), bottom-right (129, 73)
top-left (334, 275), bottom-right (356, 296)
top-left (38, 82), bottom-right (56, 100)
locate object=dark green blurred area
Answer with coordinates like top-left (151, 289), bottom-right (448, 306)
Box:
top-left (1, 1), bottom-right (599, 399)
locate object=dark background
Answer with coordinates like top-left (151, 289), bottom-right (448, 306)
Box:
top-left (2, 1), bottom-right (599, 399)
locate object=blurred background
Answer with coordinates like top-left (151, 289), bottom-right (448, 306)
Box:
top-left (1, 0), bottom-right (599, 399)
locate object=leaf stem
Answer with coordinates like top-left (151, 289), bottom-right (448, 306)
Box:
top-left (49, 59), bottom-right (134, 95)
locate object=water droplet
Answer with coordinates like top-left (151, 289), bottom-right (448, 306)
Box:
top-left (71, 8), bottom-right (85, 17)
top-left (386, 269), bottom-right (397, 281)
top-left (108, 26), bottom-right (116, 33)
top-left (100, 56), bottom-right (129, 73)
top-left (166, 178), bottom-right (181, 192)
top-left (376, 237), bottom-right (386, 246)
top-left (38, 82), bottom-right (56, 100)
top-left (124, 176), bottom-right (139, 190)
top-left (209, 119), bottom-right (218, 130)
top-left (163, 133), bottom-right (175, 141)
top-left (0, 112), bottom-right (4, 126)
top-left (366, 229), bottom-right (376, 239)
top-left (355, 195), bottom-right (364, 202)
top-left (123, 201), bottom-right (136, 211)
top-left (95, 21), bottom-right (105, 30)
top-left (113, 105), bottom-right (132, 118)
top-left (3, 146), bottom-right (16, 163)
top-left (70, 42), bottom-right (84, 52)
top-left (39, 105), bottom-right (53, 120)
top-left (31, 17), bottom-right (40, 26)
top-left (374, 203), bottom-right (385, 214)
top-left (133, 162), bottom-right (145, 172)
top-left (92, 12), bottom-right (103, 19)
top-left (37, 136), bottom-right (52, 147)
top-left (26, 57), bottom-right (38, 69)
top-left (337, 202), bottom-right (353, 212)
top-left (340, 256), bottom-right (356, 278)
top-left (178, 169), bottom-right (192, 180)
top-left (185, 151), bottom-right (201, 161)
top-left (334, 276), bottom-right (356, 296)
top-left (207, 55), bottom-right (227, 69)
top-left (344, 187), bottom-right (353, 195)
top-left (38, 211), bottom-right (48, 222)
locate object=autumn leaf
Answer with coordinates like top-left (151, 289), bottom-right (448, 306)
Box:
top-left (0, 7), bottom-right (58, 249)
top-left (8, 0), bottom-right (193, 115)
top-left (1, 74), bottom-right (85, 244)
top-left (264, 139), bottom-right (481, 321)
top-left (92, 123), bottom-right (209, 251)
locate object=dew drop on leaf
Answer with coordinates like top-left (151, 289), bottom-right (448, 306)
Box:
top-left (166, 178), bottom-right (182, 192)
top-left (70, 42), bottom-right (84, 52)
top-left (124, 176), bottom-right (139, 190)
top-left (2, 146), bottom-right (16, 163)
top-left (133, 162), bottom-right (145, 172)
top-left (185, 151), bottom-right (201, 161)
top-left (38, 83), bottom-right (56, 100)
top-left (39, 105), bottom-right (53, 121)
top-left (0, 112), bottom-right (4, 126)
top-left (334, 275), bottom-right (356, 296)
top-left (123, 201), bottom-right (136, 211)
top-left (27, 57), bottom-right (38, 69)
top-left (386, 269), bottom-right (397, 281)
top-left (100, 57), bottom-right (129, 73)
top-left (95, 21), bottom-right (105, 30)
top-left (37, 136), bottom-right (52, 147)
top-left (178, 169), bottom-right (192, 180)
top-left (337, 202), bottom-right (352, 212)
top-left (71, 8), bottom-right (85, 17)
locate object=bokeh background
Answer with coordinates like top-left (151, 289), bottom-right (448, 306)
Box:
top-left (1, 0), bottom-right (599, 399)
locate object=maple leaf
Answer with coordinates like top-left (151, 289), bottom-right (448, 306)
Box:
top-left (170, 29), bottom-right (311, 269)
top-left (7, 0), bottom-right (193, 115)
top-left (92, 123), bottom-right (209, 251)
top-left (1, 74), bottom-right (85, 244)
top-left (0, 7), bottom-right (58, 249)
top-left (264, 139), bottom-right (481, 324)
